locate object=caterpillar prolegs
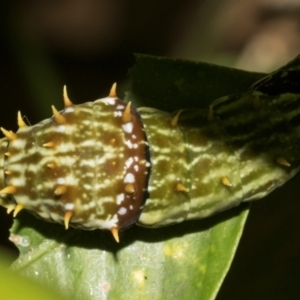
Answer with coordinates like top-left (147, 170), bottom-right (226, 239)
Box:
top-left (0, 81), bottom-right (299, 242)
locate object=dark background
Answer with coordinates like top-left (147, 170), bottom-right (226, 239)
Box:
top-left (1, 1), bottom-right (300, 299)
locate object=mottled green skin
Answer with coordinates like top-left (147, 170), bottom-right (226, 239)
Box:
top-left (138, 91), bottom-right (300, 227)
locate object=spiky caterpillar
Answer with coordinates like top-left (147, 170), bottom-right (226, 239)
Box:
top-left (0, 81), bottom-right (300, 242)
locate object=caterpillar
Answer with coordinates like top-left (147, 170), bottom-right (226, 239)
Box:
top-left (0, 79), bottom-right (300, 243)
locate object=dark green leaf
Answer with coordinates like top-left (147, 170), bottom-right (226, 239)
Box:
top-left (126, 54), bottom-right (264, 110)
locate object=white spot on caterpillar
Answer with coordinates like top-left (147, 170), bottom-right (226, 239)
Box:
top-left (11, 139), bottom-right (26, 148)
top-left (129, 205), bottom-right (133, 210)
top-left (65, 107), bottom-right (74, 113)
top-left (65, 175), bottom-right (77, 185)
top-left (103, 179), bottom-right (111, 185)
top-left (64, 203), bottom-right (74, 210)
top-left (83, 184), bottom-right (92, 190)
top-left (122, 122), bottom-right (133, 133)
top-left (147, 186), bottom-right (154, 192)
top-left (124, 173), bottom-right (135, 183)
top-left (57, 178), bottom-right (65, 184)
top-left (10, 177), bottom-right (26, 187)
top-left (116, 104), bottom-right (125, 109)
top-left (88, 199), bottom-right (96, 208)
top-left (125, 140), bottom-right (133, 148)
top-left (118, 207), bottom-right (127, 215)
top-left (125, 157), bottom-right (134, 169)
top-left (116, 193), bottom-right (125, 205)
top-left (101, 214), bottom-right (119, 229)
top-left (102, 97), bottom-right (116, 105)
top-left (134, 165), bottom-right (139, 172)
top-left (81, 140), bottom-right (95, 148)
top-left (57, 125), bottom-right (66, 132)
top-left (114, 111), bottom-right (122, 117)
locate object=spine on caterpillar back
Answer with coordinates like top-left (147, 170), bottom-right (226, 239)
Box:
top-left (137, 91), bottom-right (300, 227)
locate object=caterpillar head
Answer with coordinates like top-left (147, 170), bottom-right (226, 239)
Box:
top-left (0, 84), bottom-right (150, 242)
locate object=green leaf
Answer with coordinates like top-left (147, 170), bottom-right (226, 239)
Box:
top-left (126, 54), bottom-right (264, 110)
top-left (0, 251), bottom-right (66, 300)
top-left (11, 206), bottom-right (248, 300)
top-left (9, 54), bottom-right (262, 300)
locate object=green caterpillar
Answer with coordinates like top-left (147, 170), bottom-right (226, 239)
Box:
top-left (0, 75), bottom-right (299, 242)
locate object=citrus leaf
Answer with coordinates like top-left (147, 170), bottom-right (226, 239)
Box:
top-left (126, 54), bottom-right (264, 110)
top-left (11, 206), bottom-right (248, 300)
